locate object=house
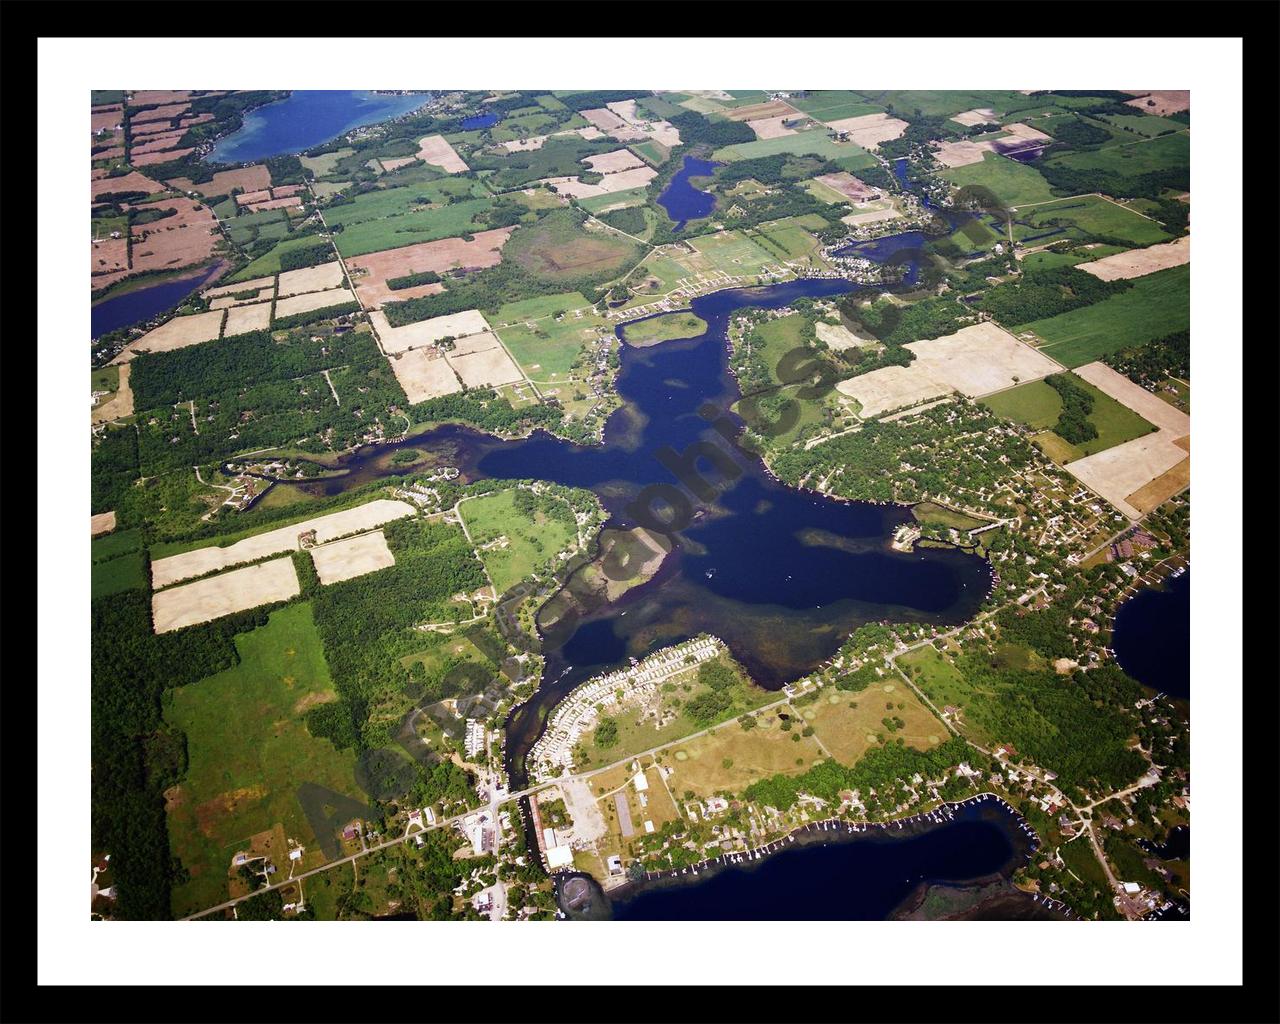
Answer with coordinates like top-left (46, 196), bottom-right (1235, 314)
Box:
top-left (606, 855), bottom-right (623, 876)
top-left (631, 770), bottom-right (649, 793)
top-left (1122, 881), bottom-right (1141, 895)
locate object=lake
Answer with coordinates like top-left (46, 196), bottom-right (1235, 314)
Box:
top-left (658, 155), bottom-right (721, 231)
top-left (92, 263), bottom-right (223, 340)
top-left (595, 799), bottom-right (1035, 920)
top-left (1111, 570), bottom-right (1190, 699)
top-left (208, 90), bottom-right (431, 164)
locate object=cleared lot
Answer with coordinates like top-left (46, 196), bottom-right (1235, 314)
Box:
top-left (416, 134), bottom-right (468, 173)
top-left (223, 301), bottom-right (273, 336)
top-left (823, 112), bottom-right (909, 149)
top-left (151, 498), bottom-right (416, 588)
top-left (444, 332), bottom-right (524, 387)
top-left (91, 511), bottom-right (117, 536)
top-left (347, 229), bottom-right (511, 309)
top-left (1079, 235), bottom-right (1190, 281)
top-left (153, 557), bottom-right (301, 634)
top-left (310, 529), bottom-right (396, 585)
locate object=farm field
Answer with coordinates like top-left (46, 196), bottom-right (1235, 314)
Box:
top-left (1025, 264), bottom-right (1190, 367)
top-left (458, 488), bottom-right (578, 594)
top-left (1011, 195), bottom-right (1171, 246)
top-left (935, 152), bottom-right (1058, 209)
top-left (1043, 131), bottom-right (1189, 179)
top-left (151, 557), bottom-right (301, 633)
top-left (984, 375), bottom-right (1157, 460)
top-left (683, 229), bottom-right (781, 278)
top-left (713, 130), bottom-right (878, 170)
top-left (504, 209), bottom-right (641, 286)
top-left (496, 306), bottom-right (607, 380)
top-left (164, 603), bottom-right (361, 918)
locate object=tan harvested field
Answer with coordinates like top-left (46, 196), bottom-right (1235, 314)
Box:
top-left (580, 107), bottom-right (628, 132)
top-left (92, 363), bottom-right (134, 424)
top-left (1061, 362), bottom-right (1189, 517)
top-left (584, 149), bottom-right (646, 174)
top-left (1124, 456), bottom-right (1191, 515)
top-left (277, 261), bottom-right (345, 298)
top-left (841, 204), bottom-right (904, 227)
top-left (206, 275), bottom-right (275, 298)
top-left (815, 320), bottom-right (868, 352)
top-left (723, 100), bottom-right (798, 122)
top-left (815, 171), bottom-right (881, 202)
top-left (837, 323), bottom-right (1061, 417)
top-left (150, 498), bottom-right (417, 588)
top-left (951, 107), bottom-right (997, 127)
top-left (91, 511), bottom-right (117, 537)
top-left (1123, 91), bottom-right (1190, 116)
top-left (804, 685), bottom-right (943, 765)
top-left (272, 184), bottom-right (306, 198)
top-left (133, 148), bottom-right (195, 167)
top-left (1002, 122), bottom-right (1051, 142)
top-left (444, 333), bottom-right (524, 387)
top-left (132, 103), bottom-right (190, 124)
top-left (234, 188), bottom-right (272, 205)
top-left (91, 237), bottom-right (129, 278)
top-left (152, 557), bottom-right (301, 634)
top-left (166, 166), bottom-right (271, 197)
top-left (112, 310), bottom-right (225, 364)
top-left (545, 165), bottom-right (657, 199)
top-left (1079, 235), bottom-right (1190, 281)
top-left (932, 139), bottom-right (990, 168)
top-left (132, 90), bottom-right (192, 106)
top-left (91, 170), bottom-right (162, 200)
top-left (273, 286), bottom-right (356, 319)
top-left (907, 323), bottom-right (1061, 397)
top-left (178, 113), bottom-right (214, 128)
top-left (128, 197), bottom-right (219, 275)
top-left (131, 133), bottom-right (187, 156)
top-left (415, 135), bottom-right (468, 173)
top-left (747, 115), bottom-right (800, 140)
top-left (370, 308), bottom-right (491, 354)
top-left (1073, 362), bottom-right (1191, 435)
top-left (498, 126), bottom-right (604, 152)
top-left (93, 146), bottom-right (127, 161)
top-left (222, 301), bottom-right (273, 336)
top-left (1065, 435), bottom-right (1189, 520)
top-left (605, 99), bottom-right (647, 125)
top-left (310, 530), bottom-right (396, 585)
top-left (210, 287), bottom-right (273, 309)
top-left (386, 347), bottom-right (463, 403)
top-left (665, 717), bottom-right (826, 801)
top-left (825, 112), bottom-right (909, 149)
top-left (347, 228), bottom-right (511, 309)
top-left (379, 156), bottom-right (418, 173)
top-left (242, 196), bottom-right (303, 213)
top-left (130, 120), bottom-right (181, 137)
top-left (91, 108), bottom-right (124, 132)
top-left (836, 365), bottom-right (951, 418)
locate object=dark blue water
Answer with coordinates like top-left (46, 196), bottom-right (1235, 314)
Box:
top-left (91, 263), bottom-right (223, 339)
top-left (1111, 571), bottom-right (1190, 699)
top-left (459, 112), bottom-right (500, 130)
top-left (208, 91), bottom-right (430, 164)
top-left (658, 156), bottom-right (721, 231)
top-left (611, 801), bottom-right (1027, 920)
top-left (1138, 825), bottom-right (1189, 861)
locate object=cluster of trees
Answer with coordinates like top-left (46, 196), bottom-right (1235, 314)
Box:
top-left (594, 716), bottom-right (619, 749)
top-left (1043, 372), bottom-right (1099, 445)
top-left (878, 113), bottom-right (955, 161)
top-left (682, 658), bottom-right (744, 727)
top-left (409, 388), bottom-right (563, 435)
top-left (979, 266), bottom-right (1131, 326)
top-left (92, 590), bottom-right (273, 918)
top-left (278, 243), bottom-right (337, 273)
top-left (270, 301), bottom-right (361, 332)
top-left (557, 89), bottom-right (652, 112)
top-left (667, 109), bottom-right (755, 149)
top-left (597, 205), bottom-right (647, 236)
top-left (1037, 161), bottom-right (1189, 202)
top-left (1103, 329), bottom-right (1190, 390)
top-left (91, 424), bottom-right (140, 514)
top-left (839, 295), bottom-right (972, 349)
top-left (386, 267), bottom-right (443, 290)
top-left (1044, 117), bottom-right (1113, 149)
top-left (745, 736), bottom-right (970, 813)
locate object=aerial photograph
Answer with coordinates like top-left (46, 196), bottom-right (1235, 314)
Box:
top-left (88, 86), bottom-right (1192, 925)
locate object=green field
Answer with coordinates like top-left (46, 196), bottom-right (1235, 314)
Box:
top-left (497, 306), bottom-right (607, 380)
top-left (491, 292), bottom-right (594, 326)
top-left (1044, 131), bottom-right (1189, 178)
top-left (329, 187), bottom-right (496, 258)
top-left (984, 376), bottom-right (1156, 459)
top-left (579, 187), bottom-right (648, 214)
top-left (750, 219), bottom-right (824, 260)
top-left (227, 235), bottom-right (335, 281)
top-left (1026, 264), bottom-right (1190, 367)
top-left (165, 603), bottom-right (362, 918)
top-left (224, 207), bottom-right (293, 246)
top-left (504, 209), bottom-right (641, 286)
top-left (458, 488), bottom-right (578, 593)
top-left (712, 130), bottom-right (878, 170)
top-left (620, 311), bottom-right (708, 347)
top-left (785, 91), bottom-right (885, 122)
top-left (935, 152), bottom-right (1059, 209)
top-left (1011, 195), bottom-right (1170, 246)
top-left (91, 550), bottom-right (147, 598)
top-left (92, 526), bottom-right (144, 563)
top-left (853, 89), bottom-right (1046, 119)
top-left (1097, 113), bottom-right (1188, 139)
top-left (685, 229), bottom-right (781, 277)
top-left (1019, 244), bottom-right (1127, 271)
top-left (624, 251), bottom-right (695, 303)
